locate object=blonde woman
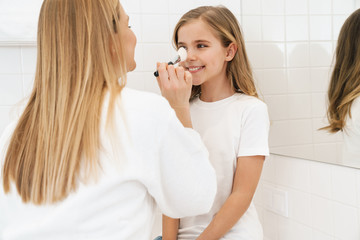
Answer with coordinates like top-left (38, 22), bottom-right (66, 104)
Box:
top-left (0, 0), bottom-right (217, 239)
top-left (324, 9), bottom-right (360, 162)
top-left (156, 6), bottom-right (269, 240)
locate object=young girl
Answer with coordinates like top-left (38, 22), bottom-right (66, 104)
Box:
top-left (156, 5), bottom-right (269, 240)
top-left (323, 9), bottom-right (360, 163)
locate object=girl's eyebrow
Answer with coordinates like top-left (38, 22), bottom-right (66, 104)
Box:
top-left (178, 40), bottom-right (211, 45)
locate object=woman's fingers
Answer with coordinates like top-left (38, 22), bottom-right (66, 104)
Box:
top-left (175, 67), bottom-right (185, 85)
top-left (157, 62), bottom-right (169, 89)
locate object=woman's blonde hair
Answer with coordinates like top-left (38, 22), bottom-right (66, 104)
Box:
top-left (172, 6), bottom-right (258, 99)
top-left (324, 8), bottom-right (360, 133)
top-left (2, 0), bottom-right (127, 204)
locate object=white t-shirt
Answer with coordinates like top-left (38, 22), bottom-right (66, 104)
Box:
top-left (342, 97), bottom-right (360, 165)
top-left (0, 87), bottom-right (217, 240)
top-left (178, 93), bottom-right (269, 240)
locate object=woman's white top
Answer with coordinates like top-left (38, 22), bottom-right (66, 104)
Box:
top-left (342, 97), bottom-right (360, 165)
top-left (178, 93), bottom-right (269, 240)
top-left (0, 88), bottom-right (217, 240)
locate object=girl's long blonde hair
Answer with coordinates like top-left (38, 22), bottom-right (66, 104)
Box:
top-left (324, 9), bottom-right (360, 133)
top-left (2, 0), bottom-right (127, 204)
top-left (173, 6), bottom-right (258, 100)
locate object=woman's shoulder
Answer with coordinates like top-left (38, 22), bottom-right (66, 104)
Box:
top-left (118, 87), bottom-right (172, 114)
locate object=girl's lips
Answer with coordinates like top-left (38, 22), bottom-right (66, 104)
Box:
top-left (187, 66), bottom-right (205, 73)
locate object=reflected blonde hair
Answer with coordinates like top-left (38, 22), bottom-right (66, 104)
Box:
top-left (324, 8), bottom-right (360, 133)
top-left (173, 6), bottom-right (258, 99)
top-left (2, 0), bottom-right (127, 204)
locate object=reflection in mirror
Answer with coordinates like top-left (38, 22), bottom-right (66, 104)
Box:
top-left (252, 1), bottom-right (360, 168)
top-left (322, 9), bottom-right (360, 167)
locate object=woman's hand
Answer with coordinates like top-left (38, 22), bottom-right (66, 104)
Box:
top-left (156, 62), bottom-right (192, 109)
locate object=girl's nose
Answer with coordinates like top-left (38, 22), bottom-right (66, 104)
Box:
top-left (186, 49), bottom-right (196, 61)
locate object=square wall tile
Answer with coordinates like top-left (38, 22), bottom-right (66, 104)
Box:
top-left (126, 72), bottom-right (145, 90)
top-left (287, 94), bottom-right (312, 119)
top-left (140, 0), bottom-right (168, 14)
top-left (262, 209), bottom-right (278, 240)
top-left (242, 16), bottom-right (262, 42)
top-left (262, 43), bottom-right (285, 68)
top-left (332, 202), bottom-right (359, 240)
top-left (258, 69), bottom-right (287, 95)
top-left (310, 42), bottom-right (333, 67)
top-left (285, 16), bottom-right (308, 41)
top-left (333, 0), bottom-right (356, 14)
top-left (242, 0), bottom-right (262, 15)
top-left (287, 189), bottom-right (311, 226)
top-left (287, 68), bottom-right (311, 93)
top-left (312, 229), bottom-right (335, 240)
top-left (220, 0), bottom-right (242, 15)
top-left (310, 16), bottom-right (332, 41)
top-left (0, 107), bottom-right (12, 136)
top-left (314, 143), bottom-right (340, 164)
top-left (121, 0), bottom-right (141, 13)
top-left (0, 74), bottom-right (23, 105)
top-left (309, 0), bottom-right (332, 14)
top-left (143, 72), bottom-right (161, 95)
top-left (275, 155), bottom-right (311, 191)
top-left (246, 43), bottom-right (263, 68)
top-left (261, 155), bottom-right (277, 183)
top-left (278, 217), bottom-right (312, 240)
top-left (22, 74), bottom-right (34, 98)
top-left (310, 67), bottom-right (331, 92)
top-left (262, 16), bottom-right (285, 41)
top-left (331, 166), bottom-right (358, 206)
top-left (333, 15), bottom-right (349, 40)
top-left (285, 0), bottom-right (308, 15)
top-left (310, 196), bottom-right (334, 234)
top-left (21, 47), bottom-right (37, 74)
top-left (287, 119), bottom-right (313, 145)
top-left (287, 43), bottom-right (309, 67)
top-left (264, 95), bottom-right (289, 120)
top-left (311, 93), bottom-right (327, 118)
top-left (0, 47), bottom-right (22, 74)
top-left (142, 43), bottom-right (170, 71)
top-left (129, 14), bottom-right (142, 43)
top-left (269, 120), bottom-right (290, 147)
top-left (262, 0), bottom-right (285, 15)
top-left (309, 161), bottom-right (332, 199)
top-left (142, 15), bottom-right (170, 43)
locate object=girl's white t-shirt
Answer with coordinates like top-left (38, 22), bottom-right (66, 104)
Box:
top-left (0, 88), bottom-right (217, 240)
top-left (178, 93), bottom-right (270, 240)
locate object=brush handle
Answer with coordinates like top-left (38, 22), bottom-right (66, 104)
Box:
top-left (154, 61), bottom-right (174, 77)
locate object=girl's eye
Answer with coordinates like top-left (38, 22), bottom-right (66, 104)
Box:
top-left (198, 44), bottom-right (206, 48)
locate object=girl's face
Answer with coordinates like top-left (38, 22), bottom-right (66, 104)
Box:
top-left (177, 19), bottom-right (231, 86)
top-left (117, 4), bottom-right (137, 72)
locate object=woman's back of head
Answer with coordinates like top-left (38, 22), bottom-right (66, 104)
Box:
top-left (2, 0), bottom-right (127, 204)
top-left (325, 8), bottom-right (360, 132)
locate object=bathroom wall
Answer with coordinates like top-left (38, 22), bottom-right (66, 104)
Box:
top-left (0, 0), bottom-right (359, 239)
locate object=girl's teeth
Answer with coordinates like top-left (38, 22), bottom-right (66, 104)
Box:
top-left (189, 67), bottom-right (202, 71)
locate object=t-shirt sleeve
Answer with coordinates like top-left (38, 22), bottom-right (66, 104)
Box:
top-left (146, 109), bottom-right (217, 219)
top-left (237, 101), bottom-right (270, 157)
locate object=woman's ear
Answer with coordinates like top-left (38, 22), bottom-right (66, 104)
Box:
top-left (225, 43), bottom-right (237, 61)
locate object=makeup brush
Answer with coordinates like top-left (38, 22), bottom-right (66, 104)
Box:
top-left (154, 47), bottom-right (187, 77)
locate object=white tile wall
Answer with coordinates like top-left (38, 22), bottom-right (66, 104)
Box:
top-left (1, 0), bottom-right (360, 239)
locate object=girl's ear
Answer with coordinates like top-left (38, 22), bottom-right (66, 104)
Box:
top-left (225, 43), bottom-right (237, 61)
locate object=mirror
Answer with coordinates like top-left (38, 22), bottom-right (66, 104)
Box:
top-left (246, 0), bottom-right (360, 168)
